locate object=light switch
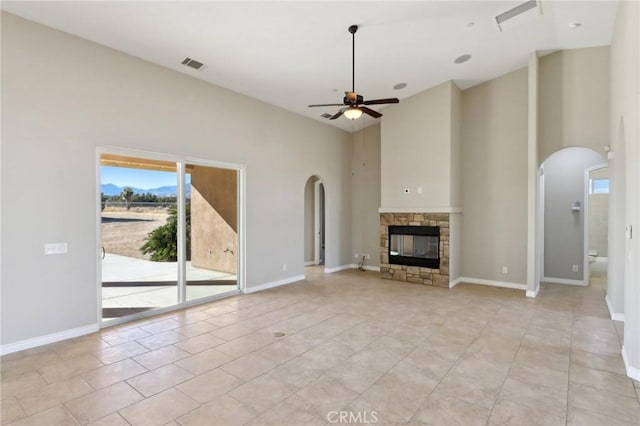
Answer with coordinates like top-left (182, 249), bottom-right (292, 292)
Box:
top-left (44, 243), bottom-right (68, 255)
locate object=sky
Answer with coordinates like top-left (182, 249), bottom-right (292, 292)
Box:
top-left (101, 166), bottom-right (190, 189)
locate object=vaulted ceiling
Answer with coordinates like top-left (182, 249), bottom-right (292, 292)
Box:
top-left (1, 1), bottom-right (618, 132)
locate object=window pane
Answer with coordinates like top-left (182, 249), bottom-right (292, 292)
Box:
top-left (100, 154), bottom-right (178, 321)
top-left (185, 164), bottom-right (238, 301)
top-left (591, 178), bottom-right (610, 194)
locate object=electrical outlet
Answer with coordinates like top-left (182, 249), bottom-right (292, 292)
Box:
top-left (417, 187), bottom-right (423, 194)
top-left (282, 264), bottom-right (287, 271)
top-left (354, 253), bottom-right (360, 259)
top-left (364, 253), bottom-right (370, 260)
top-left (572, 264), bottom-right (579, 272)
top-left (501, 266), bottom-right (508, 274)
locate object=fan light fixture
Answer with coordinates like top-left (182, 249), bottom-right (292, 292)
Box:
top-left (308, 25), bottom-right (399, 120)
top-left (344, 107), bottom-right (363, 120)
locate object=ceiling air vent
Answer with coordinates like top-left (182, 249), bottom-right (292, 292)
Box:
top-left (495, 0), bottom-right (541, 32)
top-left (320, 113), bottom-right (333, 119)
top-left (181, 57), bottom-right (205, 70)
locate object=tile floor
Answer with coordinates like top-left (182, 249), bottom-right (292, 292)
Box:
top-left (2, 267), bottom-right (639, 425)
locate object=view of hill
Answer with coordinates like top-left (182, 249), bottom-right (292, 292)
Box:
top-left (101, 183), bottom-right (191, 197)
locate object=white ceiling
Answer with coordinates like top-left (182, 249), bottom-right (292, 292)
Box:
top-left (1, 1), bottom-right (618, 132)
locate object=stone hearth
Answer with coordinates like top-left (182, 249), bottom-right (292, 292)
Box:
top-left (380, 213), bottom-right (449, 287)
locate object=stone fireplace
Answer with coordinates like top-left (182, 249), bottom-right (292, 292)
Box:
top-left (380, 212), bottom-right (449, 287)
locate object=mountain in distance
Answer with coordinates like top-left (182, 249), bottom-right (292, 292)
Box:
top-left (101, 183), bottom-right (191, 197)
top-left (101, 183), bottom-right (122, 196)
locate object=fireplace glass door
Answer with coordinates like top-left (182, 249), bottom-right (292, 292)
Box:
top-left (388, 225), bottom-right (440, 268)
top-left (390, 234), bottom-right (438, 259)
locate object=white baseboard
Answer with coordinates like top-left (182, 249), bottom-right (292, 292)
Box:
top-left (0, 323), bottom-right (99, 356)
top-left (324, 264), bottom-right (353, 273)
top-left (526, 285), bottom-right (540, 298)
top-left (622, 346), bottom-right (640, 381)
top-left (542, 277), bottom-right (587, 286)
top-left (596, 257), bottom-right (608, 262)
top-left (451, 277), bottom-right (526, 291)
top-left (244, 275), bottom-right (304, 294)
top-left (605, 294), bottom-right (625, 321)
top-left (304, 261), bottom-right (315, 266)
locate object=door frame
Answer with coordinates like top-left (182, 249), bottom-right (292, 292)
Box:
top-left (583, 163), bottom-right (609, 285)
top-left (96, 146), bottom-right (245, 327)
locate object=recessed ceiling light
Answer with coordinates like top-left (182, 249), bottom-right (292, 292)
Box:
top-left (454, 54), bottom-right (472, 64)
top-left (393, 82), bottom-right (407, 90)
top-left (568, 22), bottom-right (582, 28)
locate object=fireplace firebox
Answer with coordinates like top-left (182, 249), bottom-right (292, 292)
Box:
top-left (388, 225), bottom-right (440, 268)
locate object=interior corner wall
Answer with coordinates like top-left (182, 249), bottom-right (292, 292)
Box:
top-left (350, 124), bottom-right (381, 269)
top-left (461, 68), bottom-right (528, 285)
top-left (538, 46), bottom-right (611, 163)
top-left (0, 12), bottom-right (352, 348)
top-left (449, 83), bottom-right (463, 209)
top-left (380, 81), bottom-right (453, 209)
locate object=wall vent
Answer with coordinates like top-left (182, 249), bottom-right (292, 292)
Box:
top-left (320, 113), bottom-right (333, 119)
top-left (495, 0), bottom-right (541, 32)
top-left (181, 57), bottom-right (205, 70)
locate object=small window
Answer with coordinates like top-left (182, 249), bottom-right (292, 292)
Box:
top-left (590, 178), bottom-right (610, 194)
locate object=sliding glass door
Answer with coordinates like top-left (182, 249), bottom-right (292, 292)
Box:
top-left (99, 151), bottom-right (241, 323)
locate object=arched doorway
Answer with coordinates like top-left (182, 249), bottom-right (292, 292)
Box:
top-left (304, 175), bottom-right (325, 272)
top-left (539, 147), bottom-right (607, 286)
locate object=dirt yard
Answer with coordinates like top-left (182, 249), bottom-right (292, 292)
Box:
top-left (101, 208), bottom-right (169, 259)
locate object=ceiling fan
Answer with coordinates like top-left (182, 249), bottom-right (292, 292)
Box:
top-left (309, 25), bottom-right (399, 120)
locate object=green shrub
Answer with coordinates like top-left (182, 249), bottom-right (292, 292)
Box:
top-left (141, 204), bottom-right (191, 261)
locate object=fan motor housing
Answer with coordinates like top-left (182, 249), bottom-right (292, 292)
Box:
top-left (344, 94), bottom-right (364, 104)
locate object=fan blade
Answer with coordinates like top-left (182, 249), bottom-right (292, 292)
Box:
top-left (360, 106), bottom-right (382, 119)
top-left (309, 103), bottom-right (346, 107)
top-left (362, 98), bottom-right (400, 105)
top-left (330, 109), bottom-right (345, 120)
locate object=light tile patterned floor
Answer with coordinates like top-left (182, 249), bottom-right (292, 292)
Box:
top-left (1, 267), bottom-right (639, 425)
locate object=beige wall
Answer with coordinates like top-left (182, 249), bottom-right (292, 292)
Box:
top-left (380, 81), bottom-right (456, 209)
top-left (0, 13), bottom-right (352, 346)
top-left (190, 166), bottom-right (238, 274)
top-left (538, 46), bottom-right (611, 162)
top-left (350, 124), bottom-right (381, 268)
top-left (461, 68), bottom-right (529, 284)
top-left (610, 0), bottom-right (640, 374)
